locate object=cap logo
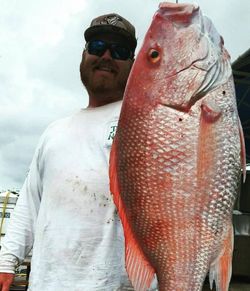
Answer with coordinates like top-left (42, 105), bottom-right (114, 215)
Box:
top-left (100, 15), bottom-right (123, 26)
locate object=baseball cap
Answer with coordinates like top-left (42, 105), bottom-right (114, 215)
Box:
top-left (84, 13), bottom-right (137, 52)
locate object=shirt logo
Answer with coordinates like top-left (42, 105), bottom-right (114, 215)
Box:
top-left (104, 119), bottom-right (118, 148)
top-left (107, 125), bottom-right (117, 141)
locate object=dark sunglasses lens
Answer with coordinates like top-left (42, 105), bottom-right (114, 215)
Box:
top-left (110, 45), bottom-right (132, 60)
top-left (87, 40), bottom-right (106, 56)
top-left (87, 40), bottom-right (132, 60)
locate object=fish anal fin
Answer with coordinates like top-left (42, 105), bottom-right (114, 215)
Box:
top-left (109, 139), bottom-right (155, 291)
top-left (209, 225), bottom-right (233, 291)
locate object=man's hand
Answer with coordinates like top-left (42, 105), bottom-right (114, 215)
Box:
top-left (0, 273), bottom-right (15, 291)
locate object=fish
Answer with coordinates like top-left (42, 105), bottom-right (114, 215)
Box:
top-left (109, 2), bottom-right (246, 291)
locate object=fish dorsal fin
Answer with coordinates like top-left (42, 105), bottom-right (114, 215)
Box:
top-left (109, 138), bottom-right (155, 291)
top-left (238, 116), bottom-right (246, 182)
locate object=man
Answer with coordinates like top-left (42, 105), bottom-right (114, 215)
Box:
top-left (0, 13), bottom-right (146, 291)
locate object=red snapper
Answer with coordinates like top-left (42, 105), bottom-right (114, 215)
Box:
top-left (110, 2), bottom-right (246, 291)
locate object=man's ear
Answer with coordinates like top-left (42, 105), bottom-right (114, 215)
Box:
top-left (81, 49), bottom-right (87, 62)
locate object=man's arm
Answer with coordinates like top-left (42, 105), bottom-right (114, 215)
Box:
top-left (0, 135), bottom-right (44, 276)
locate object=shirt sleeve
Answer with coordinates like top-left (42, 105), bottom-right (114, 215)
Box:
top-left (0, 135), bottom-right (44, 273)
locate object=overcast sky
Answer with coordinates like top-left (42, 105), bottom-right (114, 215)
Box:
top-left (0, 0), bottom-right (249, 191)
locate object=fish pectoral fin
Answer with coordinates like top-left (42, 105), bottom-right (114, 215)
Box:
top-left (109, 140), bottom-right (155, 291)
top-left (201, 99), bottom-right (222, 123)
top-left (209, 225), bottom-right (233, 291)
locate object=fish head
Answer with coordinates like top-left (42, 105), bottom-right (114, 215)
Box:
top-left (125, 2), bottom-right (230, 112)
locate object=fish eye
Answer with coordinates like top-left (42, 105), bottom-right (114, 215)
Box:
top-left (148, 48), bottom-right (161, 63)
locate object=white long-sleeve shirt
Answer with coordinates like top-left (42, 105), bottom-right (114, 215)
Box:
top-left (0, 101), bottom-right (138, 290)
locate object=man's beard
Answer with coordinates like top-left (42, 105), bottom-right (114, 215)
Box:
top-left (80, 69), bottom-right (112, 94)
top-left (80, 58), bottom-right (127, 95)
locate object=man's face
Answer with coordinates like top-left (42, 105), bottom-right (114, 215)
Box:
top-left (80, 34), bottom-right (134, 99)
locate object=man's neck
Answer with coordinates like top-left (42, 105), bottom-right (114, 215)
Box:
top-left (87, 92), bottom-right (123, 108)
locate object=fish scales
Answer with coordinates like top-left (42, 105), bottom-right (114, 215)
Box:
top-left (110, 2), bottom-right (245, 291)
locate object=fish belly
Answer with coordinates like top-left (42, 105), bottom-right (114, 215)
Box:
top-left (114, 81), bottom-right (241, 290)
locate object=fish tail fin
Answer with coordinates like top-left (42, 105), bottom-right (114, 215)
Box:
top-left (109, 140), bottom-right (155, 291)
top-left (209, 225), bottom-right (234, 291)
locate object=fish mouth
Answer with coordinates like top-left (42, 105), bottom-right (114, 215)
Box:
top-left (157, 2), bottom-right (199, 26)
top-left (159, 2), bottom-right (199, 9)
top-left (158, 2), bottom-right (199, 17)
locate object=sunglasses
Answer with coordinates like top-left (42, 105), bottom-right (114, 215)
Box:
top-left (86, 40), bottom-right (133, 61)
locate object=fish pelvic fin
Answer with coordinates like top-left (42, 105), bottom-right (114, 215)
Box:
top-left (109, 139), bottom-right (155, 291)
top-left (209, 225), bottom-right (234, 291)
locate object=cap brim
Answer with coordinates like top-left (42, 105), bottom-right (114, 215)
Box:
top-left (84, 25), bottom-right (137, 51)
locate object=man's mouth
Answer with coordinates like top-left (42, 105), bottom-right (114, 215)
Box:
top-left (94, 61), bottom-right (117, 74)
top-left (96, 66), bottom-right (113, 73)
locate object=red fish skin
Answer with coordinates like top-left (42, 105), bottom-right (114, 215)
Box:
top-left (110, 3), bottom-right (243, 291)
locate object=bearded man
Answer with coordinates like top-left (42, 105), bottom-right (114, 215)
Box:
top-left (0, 13), bottom-right (139, 291)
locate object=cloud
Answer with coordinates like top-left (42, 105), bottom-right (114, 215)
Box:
top-left (0, 0), bottom-right (89, 189)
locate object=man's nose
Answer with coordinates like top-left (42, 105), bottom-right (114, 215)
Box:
top-left (101, 49), bottom-right (112, 59)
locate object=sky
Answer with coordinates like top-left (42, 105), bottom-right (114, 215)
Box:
top-left (0, 0), bottom-right (250, 191)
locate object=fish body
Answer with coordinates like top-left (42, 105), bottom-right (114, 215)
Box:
top-left (110, 3), bottom-right (245, 291)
